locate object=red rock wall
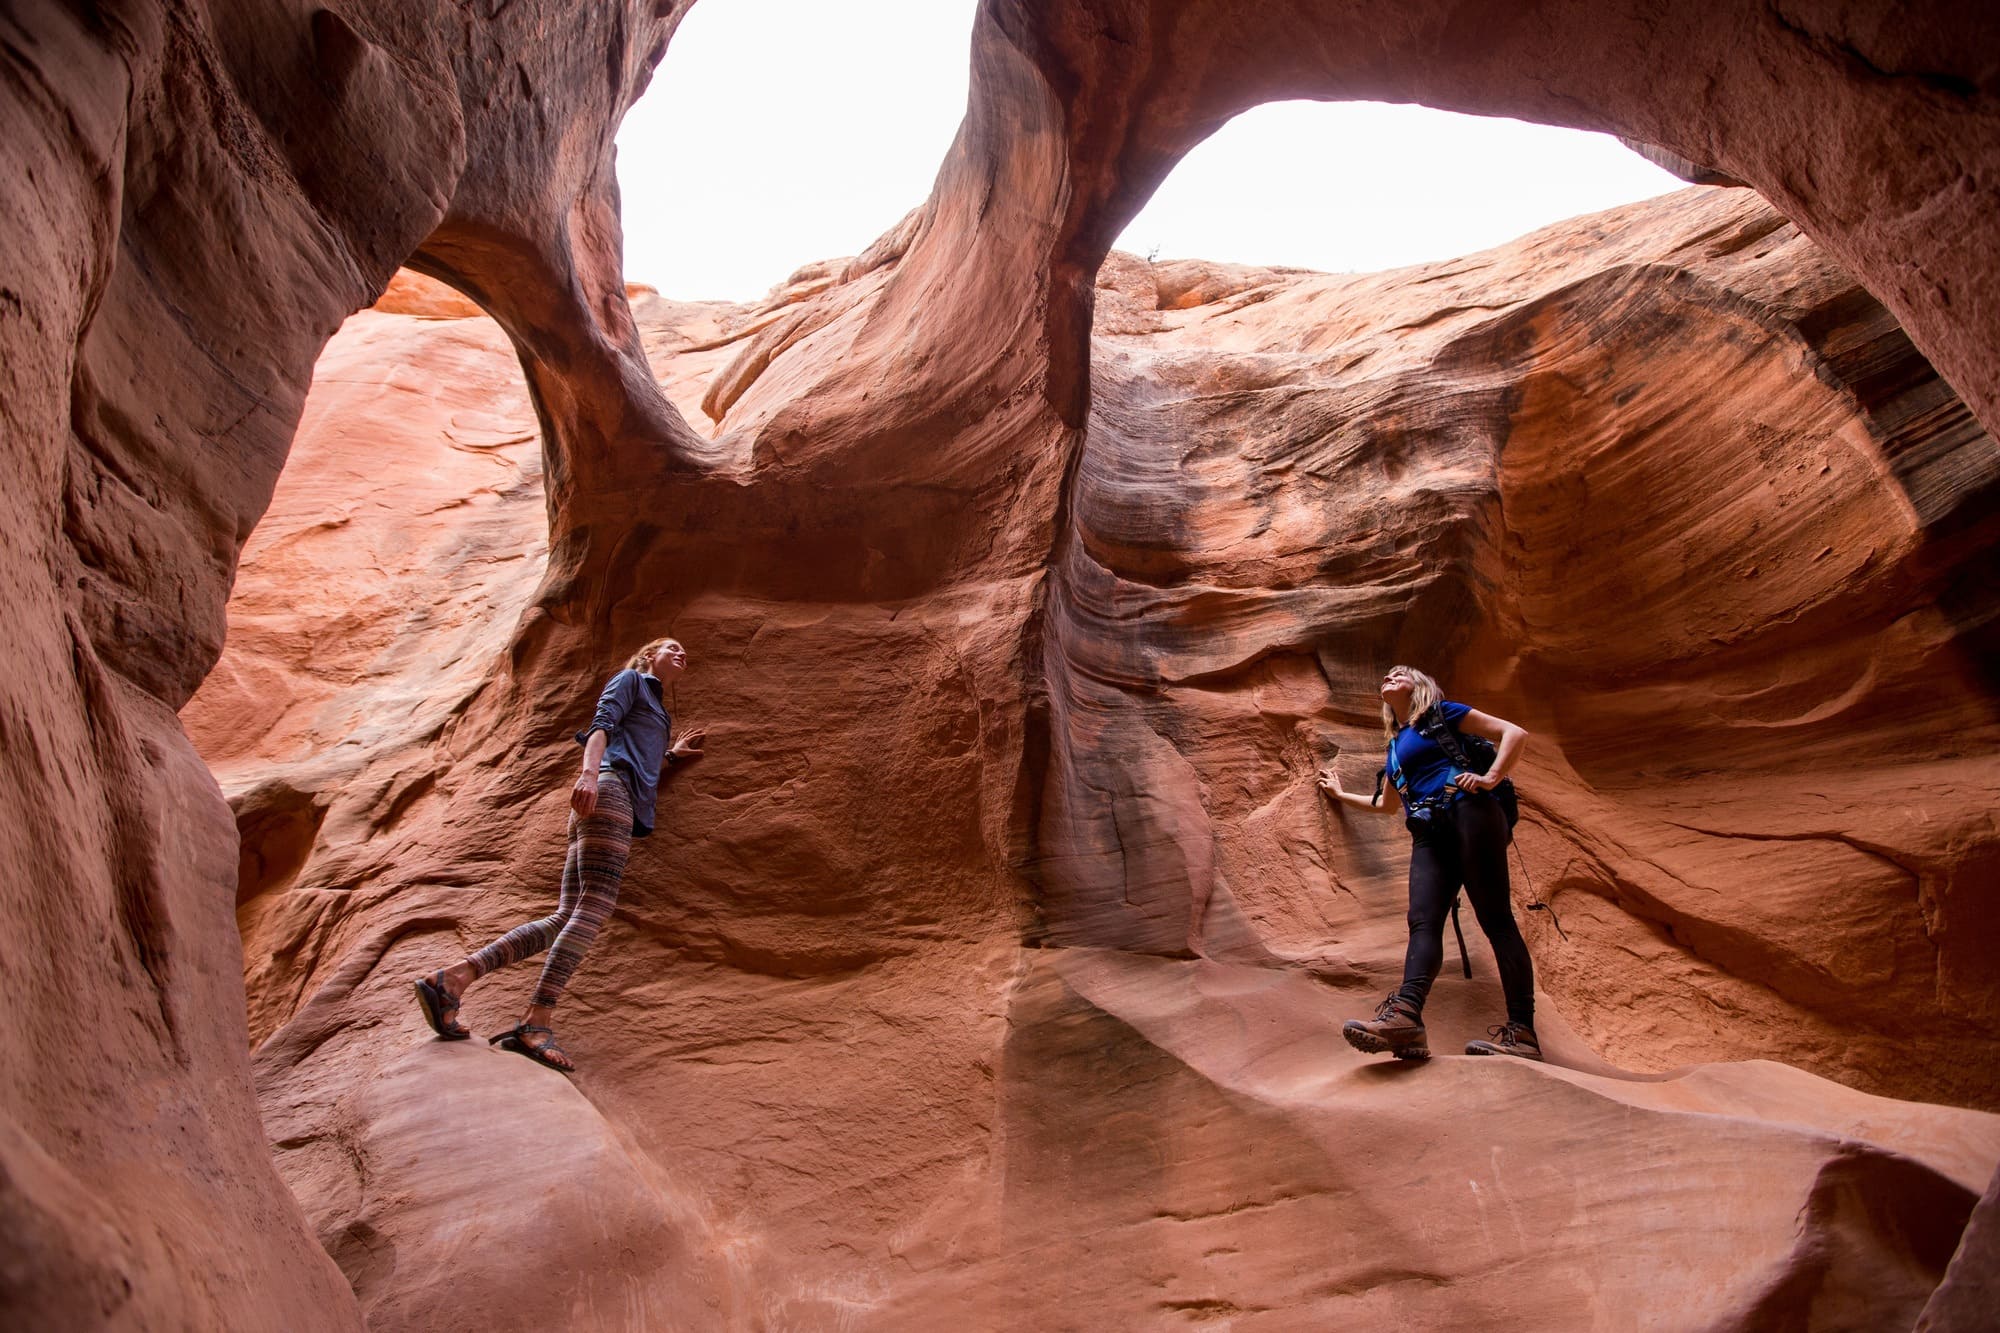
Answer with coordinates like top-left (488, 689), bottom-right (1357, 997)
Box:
top-left (7, 0), bottom-right (2000, 1327)
top-left (0, 2), bottom-right (686, 1326)
top-left (194, 186), bottom-right (2000, 1327)
top-left (1051, 193), bottom-right (2000, 1108)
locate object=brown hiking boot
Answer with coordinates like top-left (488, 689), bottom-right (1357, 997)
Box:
top-left (1343, 994), bottom-right (1430, 1060)
top-left (1465, 1022), bottom-right (1543, 1061)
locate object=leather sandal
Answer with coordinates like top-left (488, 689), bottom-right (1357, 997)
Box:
top-left (491, 1024), bottom-right (575, 1074)
top-left (412, 971), bottom-right (471, 1040)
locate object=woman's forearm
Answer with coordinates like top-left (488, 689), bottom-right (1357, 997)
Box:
top-left (581, 729), bottom-right (609, 774)
top-left (1459, 710), bottom-right (1529, 783)
top-left (1489, 724), bottom-right (1527, 781)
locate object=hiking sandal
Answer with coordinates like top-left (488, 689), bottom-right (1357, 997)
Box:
top-left (492, 1024), bottom-right (576, 1074)
top-left (413, 971), bottom-right (471, 1041)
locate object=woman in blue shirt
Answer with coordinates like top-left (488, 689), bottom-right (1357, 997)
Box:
top-left (1317, 664), bottom-right (1539, 1061)
top-left (412, 636), bottom-right (704, 1072)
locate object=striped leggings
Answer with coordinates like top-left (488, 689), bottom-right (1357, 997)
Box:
top-left (467, 770), bottom-right (634, 1008)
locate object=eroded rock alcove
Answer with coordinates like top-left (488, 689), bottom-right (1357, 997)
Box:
top-left (190, 184), bottom-right (2000, 1329)
top-left (5, 1), bottom-right (2000, 1329)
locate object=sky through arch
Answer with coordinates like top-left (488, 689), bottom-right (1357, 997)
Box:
top-left (615, 0), bottom-right (1688, 302)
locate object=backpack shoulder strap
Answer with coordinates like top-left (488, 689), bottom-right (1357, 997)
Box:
top-left (1413, 705), bottom-right (1455, 754)
top-left (1417, 704), bottom-right (1477, 770)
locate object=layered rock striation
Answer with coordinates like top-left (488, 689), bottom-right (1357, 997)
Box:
top-left (193, 186), bottom-right (2000, 1328)
top-left (7, 0), bottom-right (2000, 1327)
top-left (1058, 197), bottom-right (2000, 1107)
top-left (0, 2), bottom-right (690, 1326)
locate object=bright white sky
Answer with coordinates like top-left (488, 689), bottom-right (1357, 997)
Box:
top-left (616, 0), bottom-right (1686, 303)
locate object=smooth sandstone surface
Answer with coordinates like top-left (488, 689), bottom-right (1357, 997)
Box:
top-left (6, 0), bottom-right (2000, 1327)
top-left (189, 186), bottom-right (2000, 1329)
top-left (1, 2), bottom-right (692, 1326)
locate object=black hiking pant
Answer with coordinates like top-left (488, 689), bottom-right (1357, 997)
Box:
top-left (1396, 793), bottom-right (1535, 1027)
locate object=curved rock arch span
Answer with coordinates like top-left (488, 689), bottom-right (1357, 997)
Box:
top-left (4, 1), bottom-right (1999, 1328)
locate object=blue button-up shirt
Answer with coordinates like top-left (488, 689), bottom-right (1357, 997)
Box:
top-left (575, 669), bottom-right (672, 836)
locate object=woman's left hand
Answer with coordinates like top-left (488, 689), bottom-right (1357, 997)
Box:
top-left (1452, 770), bottom-right (1497, 793)
top-left (671, 728), bottom-right (707, 760)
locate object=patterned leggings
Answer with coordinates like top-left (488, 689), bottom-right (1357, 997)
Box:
top-left (467, 771), bottom-right (634, 1008)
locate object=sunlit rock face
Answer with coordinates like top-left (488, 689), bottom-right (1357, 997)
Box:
top-left (1062, 197), bottom-right (2000, 1110)
top-left (9, 0), bottom-right (2000, 1328)
top-left (0, 2), bottom-right (689, 1328)
top-left (193, 188), bottom-right (2000, 1329)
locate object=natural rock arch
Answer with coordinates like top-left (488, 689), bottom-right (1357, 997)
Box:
top-left (4, 1), bottom-right (1998, 1328)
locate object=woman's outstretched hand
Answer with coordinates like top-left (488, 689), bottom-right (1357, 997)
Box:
top-left (671, 728), bottom-right (707, 761)
top-left (1321, 759), bottom-right (1393, 814)
top-left (571, 771), bottom-right (600, 816)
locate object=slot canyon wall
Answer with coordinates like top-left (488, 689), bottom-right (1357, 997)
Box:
top-left (4, 0), bottom-right (2000, 1329)
top-left (198, 188), bottom-right (2000, 1329)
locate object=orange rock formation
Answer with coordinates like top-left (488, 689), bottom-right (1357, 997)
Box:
top-left (6, 1), bottom-right (2000, 1328)
top-left (185, 186), bottom-right (2000, 1328)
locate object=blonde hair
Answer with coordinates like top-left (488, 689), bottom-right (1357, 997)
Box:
top-left (1381, 664), bottom-right (1443, 739)
top-left (627, 637), bottom-right (676, 672)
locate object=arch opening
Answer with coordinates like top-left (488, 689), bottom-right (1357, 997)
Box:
top-left (78, 0), bottom-right (2000, 1327)
top-left (1030, 80), bottom-right (2000, 1106)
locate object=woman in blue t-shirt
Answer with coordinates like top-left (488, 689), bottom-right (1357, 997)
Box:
top-left (1317, 664), bottom-right (1539, 1061)
top-left (410, 636), bottom-right (705, 1073)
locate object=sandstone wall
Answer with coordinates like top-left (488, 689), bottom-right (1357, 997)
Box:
top-left (196, 186), bottom-right (2000, 1327)
top-left (6, 0), bottom-right (2000, 1326)
top-left (1057, 194), bottom-right (2000, 1107)
top-left (0, 2), bottom-right (688, 1326)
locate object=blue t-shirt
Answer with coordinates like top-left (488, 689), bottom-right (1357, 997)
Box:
top-left (1387, 701), bottom-right (1473, 807)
